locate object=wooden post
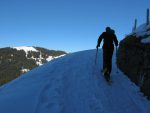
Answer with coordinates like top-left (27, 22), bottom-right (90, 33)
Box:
top-left (132, 19), bottom-right (137, 32)
top-left (134, 19), bottom-right (137, 31)
top-left (147, 8), bottom-right (149, 25)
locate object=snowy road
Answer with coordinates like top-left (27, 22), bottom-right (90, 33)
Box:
top-left (0, 49), bottom-right (150, 113)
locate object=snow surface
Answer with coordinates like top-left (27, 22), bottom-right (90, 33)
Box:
top-left (46, 56), bottom-right (53, 61)
top-left (131, 23), bottom-right (150, 37)
top-left (53, 54), bottom-right (66, 59)
top-left (21, 68), bottom-right (30, 73)
top-left (0, 49), bottom-right (150, 113)
top-left (13, 46), bottom-right (38, 57)
top-left (36, 59), bottom-right (43, 66)
top-left (46, 54), bottom-right (66, 62)
top-left (141, 36), bottom-right (150, 43)
top-left (13, 46), bottom-right (38, 53)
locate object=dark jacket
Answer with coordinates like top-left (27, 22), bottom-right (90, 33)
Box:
top-left (97, 31), bottom-right (118, 49)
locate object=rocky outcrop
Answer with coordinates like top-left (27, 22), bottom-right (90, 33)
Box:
top-left (117, 35), bottom-right (150, 99)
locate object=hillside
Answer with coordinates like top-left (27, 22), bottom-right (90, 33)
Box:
top-left (0, 46), bottom-right (66, 85)
top-left (0, 49), bottom-right (150, 113)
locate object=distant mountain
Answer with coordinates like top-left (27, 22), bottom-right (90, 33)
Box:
top-left (0, 46), bottom-right (66, 86)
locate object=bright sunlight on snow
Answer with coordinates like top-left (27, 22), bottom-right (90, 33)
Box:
top-left (0, 49), bottom-right (150, 113)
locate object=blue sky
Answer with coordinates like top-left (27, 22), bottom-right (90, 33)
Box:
top-left (0, 0), bottom-right (150, 52)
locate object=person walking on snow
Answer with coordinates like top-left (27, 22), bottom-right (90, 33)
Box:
top-left (96, 27), bottom-right (118, 82)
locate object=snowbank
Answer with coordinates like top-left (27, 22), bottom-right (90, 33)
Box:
top-left (132, 23), bottom-right (150, 37)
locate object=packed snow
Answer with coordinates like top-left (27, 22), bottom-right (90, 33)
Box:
top-left (0, 49), bottom-right (150, 113)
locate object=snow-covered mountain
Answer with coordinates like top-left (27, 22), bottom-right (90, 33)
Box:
top-left (13, 46), bottom-right (38, 53)
top-left (0, 46), bottom-right (66, 86)
top-left (0, 49), bottom-right (150, 113)
top-left (13, 46), bottom-right (66, 63)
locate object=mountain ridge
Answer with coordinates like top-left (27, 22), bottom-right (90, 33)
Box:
top-left (0, 46), bottom-right (66, 85)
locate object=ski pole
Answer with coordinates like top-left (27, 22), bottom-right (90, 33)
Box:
top-left (95, 48), bottom-right (98, 64)
top-left (116, 46), bottom-right (119, 73)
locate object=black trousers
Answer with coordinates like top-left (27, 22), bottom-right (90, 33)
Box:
top-left (103, 47), bottom-right (114, 74)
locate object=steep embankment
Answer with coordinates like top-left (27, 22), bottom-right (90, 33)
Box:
top-left (117, 23), bottom-right (150, 98)
top-left (0, 49), bottom-right (150, 113)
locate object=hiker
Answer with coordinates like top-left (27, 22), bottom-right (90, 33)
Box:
top-left (96, 27), bottom-right (118, 81)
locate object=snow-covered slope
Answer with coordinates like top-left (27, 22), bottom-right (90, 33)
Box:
top-left (132, 23), bottom-right (150, 37)
top-left (13, 46), bottom-right (38, 52)
top-left (130, 23), bottom-right (150, 43)
top-left (12, 46), bottom-right (66, 64)
top-left (0, 49), bottom-right (150, 113)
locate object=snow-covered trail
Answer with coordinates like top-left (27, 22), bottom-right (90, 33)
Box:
top-left (0, 49), bottom-right (150, 113)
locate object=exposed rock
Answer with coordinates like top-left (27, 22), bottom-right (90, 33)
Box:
top-left (117, 35), bottom-right (150, 98)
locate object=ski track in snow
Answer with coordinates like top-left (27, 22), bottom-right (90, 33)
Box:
top-left (0, 49), bottom-right (150, 113)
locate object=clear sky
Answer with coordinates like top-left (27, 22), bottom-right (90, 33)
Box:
top-left (0, 0), bottom-right (150, 52)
